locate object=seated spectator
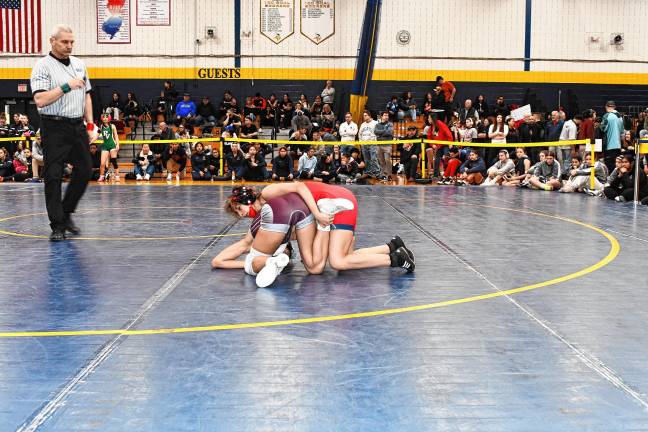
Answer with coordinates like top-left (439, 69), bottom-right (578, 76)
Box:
top-left (561, 154), bottom-right (582, 180)
top-left (89, 142), bottom-right (102, 180)
top-left (386, 95), bottom-right (400, 121)
top-left (399, 141), bottom-right (421, 182)
top-left (226, 142), bottom-right (246, 180)
top-left (31, 134), bottom-right (45, 179)
top-left (175, 93), bottom-right (197, 126)
top-left (105, 91), bottom-right (124, 120)
top-left (243, 96), bottom-right (257, 120)
top-left (350, 148), bottom-right (366, 174)
top-left (222, 108), bottom-right (242, 130)
top-left (134, 143), bottom-right (155, 181)
top-left (399, 91), bottom-right (417, 121)
top-left (297, 147), bottom-right (318, 179)
top-left (518, 150), bottom-right (547, 188)
top-left (253, 92), bottom-right (267, 112)
top-left (298, 94), bottom-right (310, 111)
top-left (604, 154), bottom-right (648, 202)
top-left (288, 127), bottom-right (309, 160)
top-left (194, 96), bottom-right (217, 129)
top-left (262, 94), bottom-right (278, 129)
top-left (319, 104), bottom-right (336, 132)
top-left (163, 141), bottom-right (187, 181)
top-left (458, 99), bottom-right (479, 125)
top-left (0, 147), bottom-right (15, 182)
top-left (482, 149), bottom-right (515, 186)
top-left (272, 146), bottom-right (294, 181)
top-left (11, 147), bottom-right (32, 182)
top-left (493, 96), bottom-right (510, 118)
top-left (439, 147), bottom-right (462, 184)
top-left (502, 147), bottom-right (532, 187)
top-left (206, 146), bottom-right (220, 177)
top-left (314, 153), bottom-right (335, 183)
top-left (331, 145), bottom-right (342, 171)
top-left (239, 116), bottom-right (259, 151)
top-left (336, 152), bottom-right (360, 183)
top-left (191, 142), bottom-right (211, 181)
top-left (310, 95), bottom-right (323, 119)
top-left (291, 102), bottom-right (312, 133)
top-left (123, 92), bottom-right (141, 133)
top-left (243, 144), bottom-right (269, 181)
top-left (218, 90), bottom-right (235, 119)
top-left (458, 117), bottom-right (478, 146)
top-left (152, 91), bottom-right (169, 130)
top-left (16, 114), bottom-right (35, 138)
top-left (528, 151), bottom-right (562, 191)
top-left (560, 153), bottom-right (607, 193)
top-left (280, 94), bottom-right (294, 129)
top-left (174, 124), bottom-right (192, 157)
top-left (457, 150), bottom-right (486, 185)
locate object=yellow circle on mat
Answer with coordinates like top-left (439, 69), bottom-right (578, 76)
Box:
top-left (0, 205), bottom-right (620, 338)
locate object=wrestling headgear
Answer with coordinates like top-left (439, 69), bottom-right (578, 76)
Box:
top-left (229, 186), bottom-right (257, 205)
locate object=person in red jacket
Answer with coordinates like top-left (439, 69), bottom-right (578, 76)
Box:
top-left (424, 113), bottom-right (453, 178)
top-left (578, 109), bottom-right (596, 155)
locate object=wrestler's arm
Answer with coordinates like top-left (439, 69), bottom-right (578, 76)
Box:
top-left (260, 183), bottom-right (331, 225)
top-left (211, 231), bottom-right (253, 269)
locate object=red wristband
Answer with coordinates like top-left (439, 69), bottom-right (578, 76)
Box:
top-left (86, 123), bottom-right (95, 131)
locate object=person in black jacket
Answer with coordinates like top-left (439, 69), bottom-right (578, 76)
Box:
top-left (314, 153), bottom-right (335, 183)
top-left (271, 146), bottom-right (294, 181)
top-left (242, 144), bottom-right (269, 181)
top-left (604, 154), bottom-right (648, 202)
top-left (457, 149), bottom-right (486, 185)
top-left (226, 142), bottom-right (246, 180)
top-left (399, 141), bottom-right (420, 182)
top-left (518, 115), bottom-right (545, 162)
top-left (194, 96), bottom-right (217, 129)
top-left (191, 143), bottom-right (211, 181)
top-left (207, 147), bottom-right (220, 177)
top-left (163, 141), bottom-right (187, 181)
top-left (0, 147), bottom-right (15, 182)
top-left (336, 153), bottom-right (359, 183)
top-left (89, 143), bottom-right (102, 180)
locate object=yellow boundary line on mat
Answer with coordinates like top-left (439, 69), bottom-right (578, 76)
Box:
top-left (0, 205), bottom-right (620, 338)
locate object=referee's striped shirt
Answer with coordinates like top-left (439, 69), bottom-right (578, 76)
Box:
top-left (30, 53), bottom-right (92, 118)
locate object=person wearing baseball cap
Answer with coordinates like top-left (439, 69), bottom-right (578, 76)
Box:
top-left (600, 100), bottom-right (624, 173)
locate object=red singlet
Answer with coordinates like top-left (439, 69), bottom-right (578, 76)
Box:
top-left (303, 181), bottom-right (358, 231)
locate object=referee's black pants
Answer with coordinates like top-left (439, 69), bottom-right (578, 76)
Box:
top-left (41, 119), bottom-right (92, 231)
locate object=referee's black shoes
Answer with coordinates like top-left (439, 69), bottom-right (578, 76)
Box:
top-left (49, 229), bottom-right (66, 242)
top-left (63, 215), bottom-right (81, 236)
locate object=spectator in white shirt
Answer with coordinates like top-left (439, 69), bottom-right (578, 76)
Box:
top-left (358, 110), bottom-right (381, 178)
top-left (557, 114), bottom-right (583, 164)
top-left (297, 146), bottom-right (318, 179)
top-left (339, 112), bottom-right (358, 154)
top-left (321, 80), bottom-right (335, 106)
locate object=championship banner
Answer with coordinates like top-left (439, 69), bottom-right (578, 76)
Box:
top-left (97, 0), bottom-right (131, 44)
top-left (260, 0), bottom-right (294, 44)
top-left (300, 0), bottom-right (334, 45)
top-left (136, 0), bottom-right (170, 26)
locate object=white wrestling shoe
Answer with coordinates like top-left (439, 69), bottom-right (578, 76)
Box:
top-left (256, 254), bottom-right (290, 288)
top-left (316, 198), bottom-right (354, 231)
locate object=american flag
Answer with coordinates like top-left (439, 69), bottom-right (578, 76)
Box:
top-left (0, 0), bottom-right (41, 53)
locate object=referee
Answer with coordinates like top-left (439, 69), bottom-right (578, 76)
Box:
top-left (30, 25), bottom-right (93, 241)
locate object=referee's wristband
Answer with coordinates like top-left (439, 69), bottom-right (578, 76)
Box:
top-left (60, 83), bottom-right (71, 94)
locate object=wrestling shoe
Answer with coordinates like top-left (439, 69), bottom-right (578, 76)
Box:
top-left (256, 254), bottom-right (290, 288)
top-left (387, 236), bottom-right (414, 260)
top-left (390, 247), bottom-right (415, 273)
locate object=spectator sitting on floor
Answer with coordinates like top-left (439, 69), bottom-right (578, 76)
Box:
top-left (336, 152), bottom-right (360, 183)
top-left (271, 146), bottom-right (294, 181)
top-left (560, 153), bottom-right (607, 193)
top-left (482, 149), bottom-right (515, 186)
top-left (175, 124), bottom-right (192, 156)
top-left (604, 154), bottom-right (648, 202)
top-left (399, 140), bottom-right (421, 182)
top-left (561, 154), bottom-right (582, 181)
top-left (89, 143), bottom-right (102, 180)
top-left (207, 146), bottom-right (220, 177)
top-left (191, 142), bottom-right (211, 181)
top-left (331, 145), bottom-right (342, 171)
top-left (163, 141), bottom-right (187, 181)
top-left (31, 134), bottom-right (45, 179)
top-left (457, 149), bottom-right (486, 185)
top-left (134, 143), bottom-right (155, 181)
top-left (350, 148), bottom-right (366, 174)
top-left (11, 147), bottom-right (32, 182)
top-left (175, 93), bottom-right (197, 126)
top-left (194, 96), bottom-right (217, 129)
top-left (528, 151), bottom-right (562, 191)
top-left (314, 153), bottom-right (335, 183)
top-left (243, 144), bottom-right (269, 181)
top-left (502, 147), bottom-right (532, 187)
top-left (439, 147), bottom-right (463, 184)
top-left (226, 142), bottom-right (246, 180)
top-left (0, 147), bottom-right (14, 182)
top-left (297, 146), bottom-right (318, 179)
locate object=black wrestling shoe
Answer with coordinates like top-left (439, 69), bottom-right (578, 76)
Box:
top-left (388, 236), bottom-right (414, 260)
top-left (390, 247), bottom-right (415, 273)
top-left (63, 215), bottom-right (81, 236)
top-left (49, 229), bottom-right (66, 242)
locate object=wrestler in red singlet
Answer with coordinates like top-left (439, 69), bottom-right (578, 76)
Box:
top-left (303, 182), bottom-right (358, 231)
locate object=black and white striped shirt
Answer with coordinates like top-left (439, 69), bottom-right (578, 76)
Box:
top-left (30, 53), bottom-right (91, 118)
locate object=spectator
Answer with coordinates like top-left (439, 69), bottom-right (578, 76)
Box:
top-left (226, 142), bottom-right (246, 180)
top-left (439, 147), bottom-right (463, 184)
top-left (162, 80), bottom-right (178, 107)
top-left (545, 110), bottom-right (564, 160)
top-left (386, 95), bottom-right (400, 121)
top-left (262, 94), bottom-right (278, 129)
top-left (558, 114), bottom-right (583, 162)
top-left (298, 94), bottom-right (310, 111)
top-left (600, 101), bottom-right (624, 174)
top-left (152, 91), bottom-right (169, 130)
top-left (163, 141), bottom-right (187, 181)
top-left (88, 142), bottom-right (101, 181)
top-left (331, 144), bottom-right (342, 171)
top-left (458, 99), bottom-right (479, 124)
top-left (578, 109), bottom-right (596, 143)
top-left (222, 108), bottom-right (242, 131)
top-left (319, 104), bottom-right (336, 132)
top-left (174, 124), bottom-right (192, 157)
top-left (457, 149), bottom-right (486, 185)
top-left (436, 75), bottom-right (456, 122)
top-left (291, 102), bottom-right (312, 133)
top-left (194, 96), bottom-right (217, 128)
top-left (493, 96), bottom-right (510, 118)
top-left (0, 147), bottom-right (14, 182)
top-left (358, 110), bottom-right (381, 179)
top-left (339, 112), bottom-right (358, 154)
top-left (243, 96), bottom-right (257, 120)
top-left (560, 153), bottom-right (607, 193)
top-left (375, 111), bottom-right (394, 181)
top-left (604, 154), bottom-right (648, 202)
top-left (519, 114), bottom-right (545, 161)
top-left (502, 147), bottom-right (532, 187)
top-left (458, 117), bottom-right (478, 145)
top-left (314, 153), bottom-right (335, 183)
top-left (424, 113), bottom-right (454, 178)
top-left (311, 95), bottom-right (324, 119)
top-left (297, 147), bottom-right (318, 179)
top-left (482, 149), bottom-right (515, 186)
top-left (134, 143), bottom-right (155, 181)
top-left (205, 144), bottom-right (220, 178)
top-left (10, 147), bottom-right (32, 182)
top-left (280, 94), bottom-right (294, 129)
top-left (321, 80), bottom-right (335, 106)
top-left (506, 117), bottom-right (519, 143)
top-left (399, 91), bottom-right (417, 121)
top-left (474, 94), bottom-right (489, 118)
top-left (16, 114), bottom-right (35, 138)
top-left (123, 92), bottom-right (141, 135)
top-left (489, 114), bottom-right (509, 144)
top-left (239, 116), bottom-right (259, 151)
top-left (336, 152), bottom-right (360, 183)
top-left (528, 151), bottom-right (562, 191)
top-left (422, 92), bottom-right (436, 117)
top-left (288, 127), bottom-right (309, 160)
top-left (218, 90), bottom-right (234, 119)
top-left (399, 138), bottom-right (421, 182)
top-left (242, 145), bottom-right (269, 181)
top-left (622, 130), bottom-right (634, 152)
top-left (191, 142), bottom-right (211, 181)
top-left (350, 148), bottom-right (366, 174)
top-left (105, 91), bottom-right (124, 120)
top-left (271, 146), bottom-right (294, 181)
top-left (175, 93), bottom-right (197, 126)
top-left (31, 134), bottom-right (45, 179)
